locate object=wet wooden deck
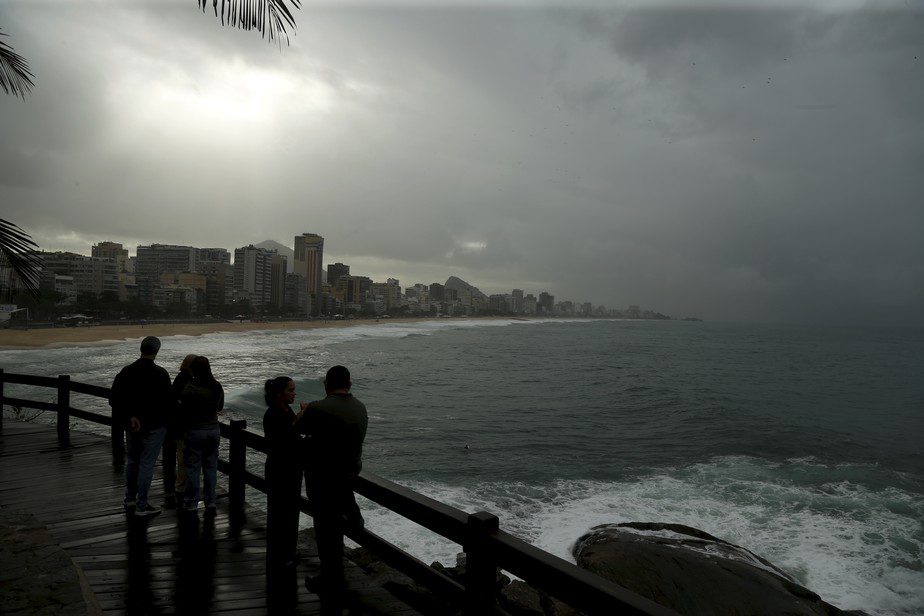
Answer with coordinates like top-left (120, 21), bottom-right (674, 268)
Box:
top-left (0, 419), bottom-right (426, 615)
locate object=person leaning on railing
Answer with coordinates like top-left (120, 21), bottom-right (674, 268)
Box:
top-left (294, 365), bottom-right (368, 600)
top-left (262, 376), bottom-right (305, 570)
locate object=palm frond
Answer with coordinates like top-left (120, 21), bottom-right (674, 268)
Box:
top-left (198, 0), bottom-right (302, 45)
top-left (0, 219), bottom-right (42, 299)
top-left (0, 29), bottom-right (34, 98)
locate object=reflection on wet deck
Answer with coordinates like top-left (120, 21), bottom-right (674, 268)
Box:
top-left (0, 420), bottom-right (423, 615)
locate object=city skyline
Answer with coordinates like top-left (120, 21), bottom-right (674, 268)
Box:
top-left (19, 233), bottom-right (654, 319)
top-left (2, 4), bottom-right (922, 324)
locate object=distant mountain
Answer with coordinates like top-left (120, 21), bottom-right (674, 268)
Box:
top-left (444, 275), bottom-right (488, 300)
top-left (255, 240), bottom-right (294, 274)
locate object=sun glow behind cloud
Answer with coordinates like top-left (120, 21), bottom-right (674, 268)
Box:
top-left (106, 56), bottom-right (351, 149)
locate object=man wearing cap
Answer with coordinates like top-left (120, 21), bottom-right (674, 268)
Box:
top-left (109, 336), bottom-right (176, 517)
top-left (294, 365), bottom-right (368, 598)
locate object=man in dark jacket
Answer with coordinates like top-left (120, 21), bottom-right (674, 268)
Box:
top-left (109, 336), bottom-right (175, 518)
top-left (294, 365), bottom-right (368, 597)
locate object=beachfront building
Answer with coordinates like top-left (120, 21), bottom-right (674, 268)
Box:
top-left (370, 280), bottom-right (401, 312)
top-left (523, 293), bottom-right (537, 315)
top-left (512, 289), bottom-right (524, 314)
top-left (293, 233), bottom-right (324, 316)
top-left (91, 242), bottom-right (134, 301)
top-left (39, 252), bottom-right (119, 300)
top-left (327, 262), bottom-right (349, 288)
top-left (538, 292), bottom-right (555, 315)
top-left (135, 244), bottom-right (198, 304)
top-left (197, 248), bottom-right (230, 265)
top-left (233, 245), bottom-right (278, 309)
top-left (284, 273), bottom-right (310, 316)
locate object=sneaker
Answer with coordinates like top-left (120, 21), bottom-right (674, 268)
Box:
top-left (123, 499), bottom-right (136, 510)
top-left (134, 504), bottom-right (162, 518)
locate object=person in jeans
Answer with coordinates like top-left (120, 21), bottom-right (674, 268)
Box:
top-left (109, 336), bottom-right (175, 518)
top-left (181, 356), bottom-right (224, 516)
top-left (295, 365), bottom-right (368, 597)
top-left (163, 354), bottom-right (196, 509)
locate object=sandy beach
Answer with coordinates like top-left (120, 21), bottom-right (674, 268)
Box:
top-left (0, 317), bottom-right (458, 350)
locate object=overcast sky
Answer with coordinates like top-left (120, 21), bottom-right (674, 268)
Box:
top-left (1, 1), bottom-right (922, 323)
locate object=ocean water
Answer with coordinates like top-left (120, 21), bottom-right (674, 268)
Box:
top-left (2, 319), bottom-right (923, 615)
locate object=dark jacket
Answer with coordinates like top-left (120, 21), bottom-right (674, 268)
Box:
top-left (180, 379), bottom-right (224, 431)
top-left (109, 358), bottom-right (175, 431)
top-left (294, 393), bottom-right (368, 478)
top-left (263, 404), bottom-right (302, 474)
top-left (169, 371), bottom-right (192, 433)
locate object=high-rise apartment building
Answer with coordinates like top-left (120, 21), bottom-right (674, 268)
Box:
top-left (270, 254), bottom-right (287, 309)
top-left (40, 252), bottom-right (119, 299)
top-left (294, 233), bottom-right (323, 316)
top-left (523, 293), bottom-right (537, 315)
top-left (538, 292), bottom-right (555, 315)
top-left (511, 289), bottom-right (524, 314)
top-left (197, 248), bottom-right (231, 265)
top-left (327, 262), bottom-right (349, 288)
top-left (135, 244), bottom-right (197, 303)
top-left (233, 245), bottom-right (278, 309)
top-left (91, 242), bottom-right (129, 271)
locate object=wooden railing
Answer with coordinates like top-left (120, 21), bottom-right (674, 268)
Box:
top-left (0, 369), bottom-right (677, 616)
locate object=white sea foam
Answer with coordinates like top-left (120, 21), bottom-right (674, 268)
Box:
top-left (358, 458), bottom-right (924, 616)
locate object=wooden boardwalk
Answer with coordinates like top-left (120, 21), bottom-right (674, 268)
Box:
top-left (0, 419), bottom-right (426, 615)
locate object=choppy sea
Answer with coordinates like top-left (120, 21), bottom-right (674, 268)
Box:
top-left (2, 319), bottom-right (922, 614)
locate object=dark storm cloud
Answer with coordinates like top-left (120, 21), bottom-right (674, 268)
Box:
top-left (1, 3), bottom-right (922, 323)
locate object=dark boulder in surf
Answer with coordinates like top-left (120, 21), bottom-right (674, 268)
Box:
top-left (572, 522), bottom-right (866, 615)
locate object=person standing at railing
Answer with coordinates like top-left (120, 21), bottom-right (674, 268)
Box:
top-left (109, 335), bottom-right (175, 518)
top-left (294, 365), bottom-right (368, 599)
top-left (180, 356), bottom-right (224, 517)
top-left (163, 354), bottom-right (196, 509)
top-left (263, 376), bottom-right (304, 570)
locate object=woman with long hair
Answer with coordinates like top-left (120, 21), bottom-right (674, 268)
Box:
top-left (165, 354), bottom-right (197, 508)
top-left (263, 376), bottom-right (304, 568)
top-left (181, 356), bottom-right (224, 515)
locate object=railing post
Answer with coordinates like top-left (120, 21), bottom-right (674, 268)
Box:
top-left (57, 374), bottom-right (70, 448)
top-left (111, 417), bottom-right (125, 467)
top-left (0, 368), bottom-right (5, 432)
top-left (465, 510), bottom-right (499, 615)
top-left (229, 419), bottom-right (247, 522)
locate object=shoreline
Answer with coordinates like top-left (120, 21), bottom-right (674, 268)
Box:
top-left (0, 316), bottom-right (499, 350)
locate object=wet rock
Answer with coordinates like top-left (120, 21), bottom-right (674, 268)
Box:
top-left (573, 522), bottom-right (861, 616)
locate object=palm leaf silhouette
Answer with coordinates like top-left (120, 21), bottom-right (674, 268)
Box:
top-left (0, 29), bottom-right (34, 98)
top-left (199, 0), bottom-right (302, 44)
top-left (0, 219), bottom-right (42, 299)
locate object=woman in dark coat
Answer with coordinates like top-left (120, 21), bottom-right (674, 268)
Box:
top-left (181, 356), bottom-right (224, 515)
top-left (263, 376), bottom-right (304, 568)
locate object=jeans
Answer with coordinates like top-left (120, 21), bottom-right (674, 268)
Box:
top-left (125, 426), bottom-right (167, 509)
top-left (184, 427), bottom-right (220, 508)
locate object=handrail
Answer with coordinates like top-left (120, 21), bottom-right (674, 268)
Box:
top-left (0, 370), bottom-right (679, 616)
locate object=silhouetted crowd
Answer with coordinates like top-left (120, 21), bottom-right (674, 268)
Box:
top-left (110, 335), bottom-right (368, 606)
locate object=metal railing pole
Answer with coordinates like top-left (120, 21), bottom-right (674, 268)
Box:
top-left (0, 368), bottom-right (4, 432)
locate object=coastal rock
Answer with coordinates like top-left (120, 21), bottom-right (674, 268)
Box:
top-left (572, 522), bottom-right (855, 616)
